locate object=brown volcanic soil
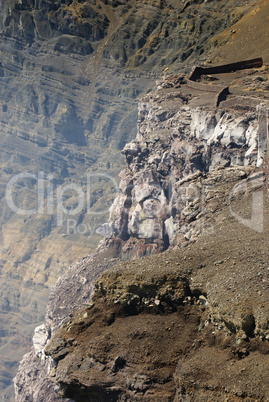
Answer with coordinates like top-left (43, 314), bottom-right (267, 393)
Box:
top-left (208, 0), bottom-right (269, 65)
top-left (45, 171), bottom-right (269, 401)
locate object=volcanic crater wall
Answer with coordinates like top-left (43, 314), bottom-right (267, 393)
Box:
top-left (14, 72), bottom-right (269, 401)
top-left (0, 0), bottom-right (268, 399)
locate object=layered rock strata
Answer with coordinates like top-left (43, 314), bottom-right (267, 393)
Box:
top-left (1, 0), bottom-right (257, 396)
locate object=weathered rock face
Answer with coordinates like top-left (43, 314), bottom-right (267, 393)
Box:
top-left (14, 64), bottom-right (269, 400)
top-left (14, 241), bottom-right (122, 402)
top-left (1, 0), bottom-right (258, 397)
top-left (108, 73), bottom-right (269, 254)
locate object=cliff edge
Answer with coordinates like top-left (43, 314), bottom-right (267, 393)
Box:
top-left (14, 65), bottom-right (269, 400)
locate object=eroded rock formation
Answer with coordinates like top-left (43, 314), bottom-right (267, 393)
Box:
top-left (108, 73), bottom-right (269, 254)
top-left (14, 66), bottom-right (269, 400)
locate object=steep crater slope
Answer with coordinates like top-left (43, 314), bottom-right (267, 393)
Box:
top-left (14, 66), bottom-right (269, 400)
top-left (43, 206), bottom-right (269, 401)
top-left (0, 0), bottom-right (259, 398)
top-left (16, 170), bottom-right (269, 401)
top-left (207, 0), bottom-right (269, 65)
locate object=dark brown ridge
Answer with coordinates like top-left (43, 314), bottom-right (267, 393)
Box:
top-left (189, 57), bottom-right (263, 81)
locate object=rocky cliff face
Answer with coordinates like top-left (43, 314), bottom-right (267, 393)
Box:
top-left (108, 72), bottom-right (268, 254)
top-left (1, 0), bottom-right (260, 398)
top-left (14, 64), bottom-right (269, 400)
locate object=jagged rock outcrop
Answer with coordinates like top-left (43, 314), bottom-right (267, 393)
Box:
top-left (14, 65), bottom-right (269, 400)
top-left (108, 73), bottom-right (269, 254)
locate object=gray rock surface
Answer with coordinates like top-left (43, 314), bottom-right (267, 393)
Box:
top-left (14, 241), bottom-right (121, 401)
top-left (108, 74), bottom-right (269, 250)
